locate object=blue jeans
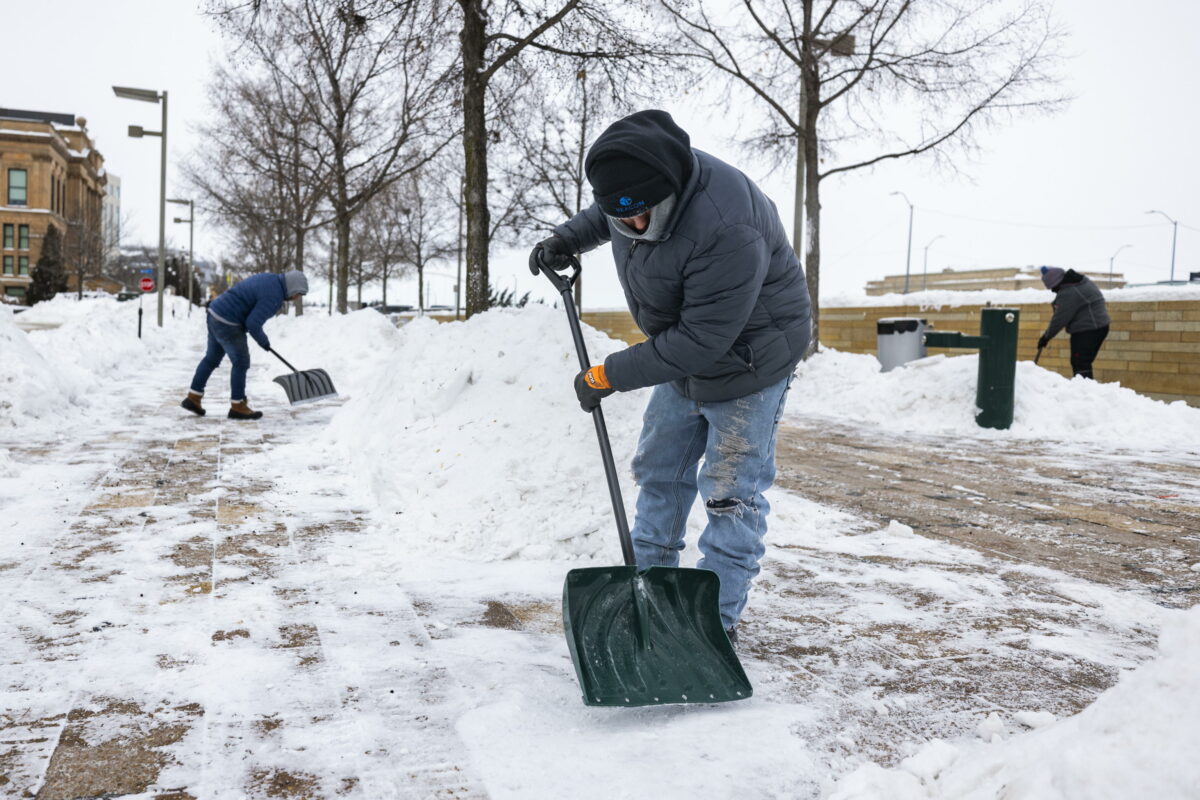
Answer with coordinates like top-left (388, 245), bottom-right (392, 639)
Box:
top-left (630, 375), bottom-right (792, 629)
top-left (190, 313), bottom-right (251, 401)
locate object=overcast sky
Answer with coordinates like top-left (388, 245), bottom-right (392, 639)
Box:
top-left (6, 0), bottom-right (1197, 308)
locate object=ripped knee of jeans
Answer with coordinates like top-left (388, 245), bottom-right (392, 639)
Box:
top-left (706, 497), bottom-right (746, 517)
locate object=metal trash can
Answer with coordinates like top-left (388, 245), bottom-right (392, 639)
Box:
top-left (877, 318), bottom-right (927, 372)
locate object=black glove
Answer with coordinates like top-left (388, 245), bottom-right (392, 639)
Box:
top-left (574, 367), bottom-right (615, 412)
top-left (1037, 334), bottom-right (1050, 350)
top-left (528, 235), bottom-right (573, 276)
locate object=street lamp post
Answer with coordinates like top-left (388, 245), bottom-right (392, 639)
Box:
top-left (1145, 210), bottom-right (1178, 283)
top-left (922, 235), bottom-right (945, 292)
top-left (1108, 244), bottom-right (1131, 285)
top-left (168, 198), bottom-right (194, 315)
top-left (113, 85), bottom-right (168, 327)
top-left (890, 191), bottom-right (915, 294)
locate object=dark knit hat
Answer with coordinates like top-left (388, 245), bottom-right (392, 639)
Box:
top-left (585, 110), bottom-right (692, 218)
top-left (1040, 266), bottom-right (1065, 290)
top-left (588, 154), bottom-right (674, 217)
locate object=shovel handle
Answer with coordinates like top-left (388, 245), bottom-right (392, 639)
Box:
top-left (539, 256), bottom-right (636, 567)
top-left (269, 348), bottom-right (300, 373)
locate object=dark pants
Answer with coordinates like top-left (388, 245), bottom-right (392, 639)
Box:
top-left (190, 314), bottom-right (251, 400)
top-left (1070, 325), bottom-right (1109, 379)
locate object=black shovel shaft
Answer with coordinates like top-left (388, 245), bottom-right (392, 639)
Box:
top-left (540, 259), bottom-right (636, 567)
top-left (1034, 345), bottom-right (1043, 364)
top-left (269, 348), bottom-right (299, 373)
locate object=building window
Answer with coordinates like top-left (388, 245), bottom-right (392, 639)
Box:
top-left (51, 175), bottom-right (57, 213)
top-left (18, 256), bottom-right (29, 276)
top-left (7, 169), bottom-right (27, 206)
top-left (2, 224), bottom-right (11, 249)
top-left (5, 286), bottom-right (25, 300)
top-left (2, 256), bottom-right (11, 275)
top-left (18, 225), bottom-right (29, 250)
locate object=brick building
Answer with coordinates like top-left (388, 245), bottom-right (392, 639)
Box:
top-left (0, 108), bottom-right (107, 302)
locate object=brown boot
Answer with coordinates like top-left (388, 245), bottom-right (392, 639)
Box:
top-left (181, 391), bottom-right (206, 416)
top-left (228, 399), bottom-right (264, 420)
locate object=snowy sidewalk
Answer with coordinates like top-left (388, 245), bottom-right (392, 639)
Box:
top-left (2, 357), bottom-right (486, 797)
top-left (3, 301), bottom-right (1195, 798)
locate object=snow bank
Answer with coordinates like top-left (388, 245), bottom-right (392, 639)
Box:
top-left (824, 283), bottom-right (1200, 309)
top-left (827, 606), bottom-right (1200, 799)
top-left (788, 349), bottom-right (1200, 450)
top-left (0, 296), bottom-right (199, 433)
top-left (0, 304), bottom-right (86, 430)
top-left (268, 306), bottom-right (649, 562)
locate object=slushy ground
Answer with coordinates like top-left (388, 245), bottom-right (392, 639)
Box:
top-left (2, 297), bottom-right (1198, 799)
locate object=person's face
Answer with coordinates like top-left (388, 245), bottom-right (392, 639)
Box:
top-left (618, 210), bottom-right (652, 233)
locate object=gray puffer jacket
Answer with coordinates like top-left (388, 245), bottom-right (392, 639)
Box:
top-left (554, 151), bottom-right (812, 402)
top-left (1043, 272), bottom-right (1111, 339)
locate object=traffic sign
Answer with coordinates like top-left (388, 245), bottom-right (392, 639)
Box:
top-left (140, 268), bottom-right (155, 274)
top-left (140, 276), bottom-right (155, 292)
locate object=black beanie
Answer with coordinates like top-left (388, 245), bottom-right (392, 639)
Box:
top-left (585, 110), bottom-right (692, 218)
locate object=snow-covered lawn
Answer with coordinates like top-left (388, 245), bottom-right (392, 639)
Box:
top-left (2, 296), bottom-right (1198, 798)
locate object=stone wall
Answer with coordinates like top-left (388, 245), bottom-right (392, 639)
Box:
top-left (578, 302), bottom-right (1200, 407)
top-left (820, 300), bottom-right (1200, 406)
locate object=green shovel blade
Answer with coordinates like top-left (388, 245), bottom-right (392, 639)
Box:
top-left (563, 565), bottom-right (753, 707)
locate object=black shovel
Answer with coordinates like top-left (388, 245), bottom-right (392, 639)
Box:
top-left (269, 348), bottom-right (338, 405)
top-left (539, 257), bottom-right (752, 708)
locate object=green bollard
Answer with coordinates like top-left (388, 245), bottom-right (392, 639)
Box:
top-left (975, 308), bottom-right (1019, 430)
top-left (923, 307), bottom-right (1019, 430)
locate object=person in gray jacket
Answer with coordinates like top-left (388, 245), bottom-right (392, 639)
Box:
top-left (529, 109), bottom-right (812, 642)
top-left (1037, 266), bottom-right (1111, 379)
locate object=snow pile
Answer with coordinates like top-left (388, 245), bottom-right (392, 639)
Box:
top-left (828, 605), bottom-right (1200, 800)
top-left (268, 306), bottom-right (649, 561)
top-left (789, 349), bottom-right (1200, 450)
top-left (824, 282), bottom-right (1200, 309)
top-left (0, 304), bottom-right (86, 430)
top-left (0, 296), bottom-right (199, 433)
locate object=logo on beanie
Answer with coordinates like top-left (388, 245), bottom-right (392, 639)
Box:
top-left (619, 197), bottom-right (633, 208)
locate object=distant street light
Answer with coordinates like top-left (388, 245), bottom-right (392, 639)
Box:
top-left (1145, 210), bottom-right (1179, 283)
top-left (113, 85), bottom-right (168, 327)
top-left (922, 235), bottom-right (945, 292)
top-left (168, 197), bottom-right (194, 315)
top-left (1108, 244), bottom-right (1131, 285)
top-left (890, 191), bottom-right (915, 293)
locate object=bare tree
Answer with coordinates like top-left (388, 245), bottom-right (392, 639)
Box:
top-left (662, 0), bottom-right (1067, 347)
top-left (209, 0), bottom-right (456, 313)
top-left (454, 0), bottom-right (669, 316)
top-left (183, 61), bottom-right (332, 302)
top-left (498, 60), bottom-right (640, 308)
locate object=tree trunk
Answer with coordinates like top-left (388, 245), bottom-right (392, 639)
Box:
top-left (418, 263), bottom-right (425, 314)
top-left (801, 0), bottom-right (821, 355)
top-left (382, 264), bottom-right (388, 307)
top-left (460, 0), bottom-right (490, 318)
top-left (294, 225), bottom-right (306, 316)
top-left (327, 229), bottom-right (335, 316)
top-left (336, 213), bottom-right (350, 313)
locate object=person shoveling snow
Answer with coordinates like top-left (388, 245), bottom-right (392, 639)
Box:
top-left (183, 270), bottom-right (308, 420)
top-left (531, 109), bottom-right (812, 648)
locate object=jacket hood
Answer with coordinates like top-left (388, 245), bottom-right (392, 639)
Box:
top-left (585, 110), bottom-right (693, 217)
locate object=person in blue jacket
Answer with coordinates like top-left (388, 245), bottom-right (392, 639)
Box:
top-left (529, 110), bottom-right (812, 644)
top-left (182, 270), bottom-right (308, 419)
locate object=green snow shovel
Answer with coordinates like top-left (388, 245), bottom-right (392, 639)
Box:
top-left (269, 348), bottom-right (338, 405)
top-left (538, 256), bottom-right (752, 708)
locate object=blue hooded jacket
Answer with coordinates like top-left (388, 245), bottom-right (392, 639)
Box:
top-left (208, 273), bottom-right (287, 350)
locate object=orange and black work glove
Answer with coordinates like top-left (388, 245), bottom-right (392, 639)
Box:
top-left (574, 365), bottom-right (615, 412)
